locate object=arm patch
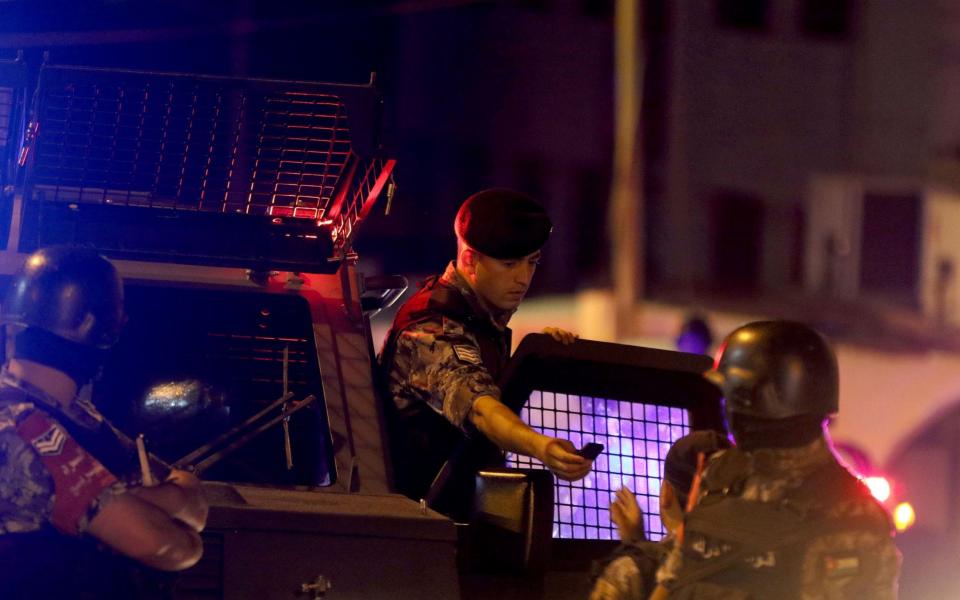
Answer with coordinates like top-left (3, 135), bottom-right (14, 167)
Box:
top-left (453, 344), bottom-right (483, 365)
top-left (14, 411), bottom-right (118, 535)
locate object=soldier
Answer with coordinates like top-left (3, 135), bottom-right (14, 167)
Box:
top-left (653, 320), bottom-right (901, 599)
top-left (379, 188), bottom-right (592, 517)
top-left (0, 246), bottom-right (208, 598)
top-left (589, 430), bottom-right (731, 600)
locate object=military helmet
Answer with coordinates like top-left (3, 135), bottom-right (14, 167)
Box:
top-left (704, 320), bottom-right (838, 419)
top-left (2, 246), bottom-right (125, 349)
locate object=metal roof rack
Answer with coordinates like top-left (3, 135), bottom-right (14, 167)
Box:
top-left (0, 55), bottom-right (29, 247)
top-left (15, 64), bottom-right (395, 272)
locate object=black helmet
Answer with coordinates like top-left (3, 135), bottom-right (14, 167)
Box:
top-left (2, 246), bottom-right (125, 349)
top-left (704, 320), bottom-right (838, 419)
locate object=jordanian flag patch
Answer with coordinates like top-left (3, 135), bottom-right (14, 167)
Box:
top-left (824, 554), bottom-right (860, 579)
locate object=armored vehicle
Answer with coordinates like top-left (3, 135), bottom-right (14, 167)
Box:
top-left (0, 58), bottom-right (723, 599)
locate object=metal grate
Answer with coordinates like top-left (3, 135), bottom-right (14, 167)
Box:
top-left (206, 332), bottom-right (315, 389)
top-left (0, 86), bottom-right (12, 156)
top-left (331, 156), bottom-right (395, 254)
top-left (16, 67), bottom-right (396, 268)
top-left (31, 76), bottom-right (351, 218)
top-left (95, 286), bottom-right (334, 487)
top-left (508, 391), bottom-right (690, 541)
top-left (0, 60), bottom-right (27, 189)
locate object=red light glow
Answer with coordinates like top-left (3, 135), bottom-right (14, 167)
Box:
top-left (863, 476), bottom-right (891, 503)
top-left (267, 206), bottom-right (323, 220)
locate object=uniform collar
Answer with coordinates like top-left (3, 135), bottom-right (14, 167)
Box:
top-left (747, 436), bottom-right (835, 475)
top-left (440, 262), bottom-right (515, 331)
top-left (0, 366), bottom-right (103, 428)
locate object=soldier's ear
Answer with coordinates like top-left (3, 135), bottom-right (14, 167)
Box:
top-left (461, 248), bottom-right (478, 274)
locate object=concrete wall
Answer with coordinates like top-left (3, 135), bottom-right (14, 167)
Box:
top-left (662, 0), bottom-right (853, 290)
top-left (921, 187), bottom-right (960, 326)
top-left (660, 0), bottom-right (954, 292)
top-left (804, 174), bottom-right (863, 299)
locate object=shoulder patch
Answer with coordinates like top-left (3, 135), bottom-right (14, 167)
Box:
top-left (14, 411), bottom-right (118, 535)
top-left (31, 423), bottom-right (67, 456)
top-left (453, 344), bottom-right (482, 365)
top-left (824, 553), bottom-right (860, 579)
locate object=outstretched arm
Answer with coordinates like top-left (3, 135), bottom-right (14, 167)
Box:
top-left (470, 394), bottom-right (592, 481)
top-left (390, 322), bottom-right (592, 481)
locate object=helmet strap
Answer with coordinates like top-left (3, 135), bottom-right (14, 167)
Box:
top-left (729, 413), bottom-right (825, 451)
top-left (14, 327), bottom-right (106, 388)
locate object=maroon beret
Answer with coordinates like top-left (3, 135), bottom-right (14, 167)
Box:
top-left (454, 188), bottom-right (553, 259)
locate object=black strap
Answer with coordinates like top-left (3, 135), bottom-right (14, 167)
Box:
top-left (674, 460), bottom-right (890, 593)
top-left (684, 498), bottom-right (805, 550)
top-left (0, 383), bottom-right (169, 481)
top-left (672, 512), bottom-right (884, 592)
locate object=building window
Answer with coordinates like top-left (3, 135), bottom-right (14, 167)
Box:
top-left (801, 0), bottom-right (850, 38)
top-left (579, 0), bottom-right (613, 19)
top-left (859, 192), bottom-right (921, 308)
top-left (715, 0), bottom-right (769, 31)
top-left (709, 190), bottom-right (764, 292)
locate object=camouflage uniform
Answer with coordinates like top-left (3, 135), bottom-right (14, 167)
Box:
top-left (0, 371), bottom-right (127, 536)
top-left (590, 538), bottom-right (672, 600)
top-left (656, 438), bottom-right (901, 599)
top-left (0, 369), bottom-right (140, 598)
top-left (384, 262), bottom-right (510, 424)
top-left (380, 262), bottom-right (513, 513)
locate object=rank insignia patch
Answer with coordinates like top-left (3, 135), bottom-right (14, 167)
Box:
top-left (453, 345), bottom-right (482, 365)
top-left (32, 424), bottom-right (67, 456)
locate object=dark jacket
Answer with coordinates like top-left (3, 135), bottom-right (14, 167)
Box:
top-left (379, 263), bottom-right (512, 517)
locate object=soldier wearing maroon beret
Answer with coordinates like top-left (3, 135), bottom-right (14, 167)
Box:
top-left (379, 189), bottom-right (592, 517)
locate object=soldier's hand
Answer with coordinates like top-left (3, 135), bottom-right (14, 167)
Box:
top-left (540, 438), bottom-right (592, 481)
top-left (165, 469), bottom-right (209, 532)
top-left (611, 486), bottom-right (644, 542)
top-left (542, 327), bottom-right (578, 346)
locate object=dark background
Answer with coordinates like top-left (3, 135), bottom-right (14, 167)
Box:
top-left (0, 0), bottom-right (634, 293)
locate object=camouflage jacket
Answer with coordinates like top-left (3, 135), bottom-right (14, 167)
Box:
top-left (589, 538), bottom-right (672, 600)
top-left (0, 371), bottom-right (126, 537)
top-left (657, 438), bottom-right (901, 599)
top-left (379, 262), bottom-right (515, 506)
top-left (380, 261), bottom-right (513, 431)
